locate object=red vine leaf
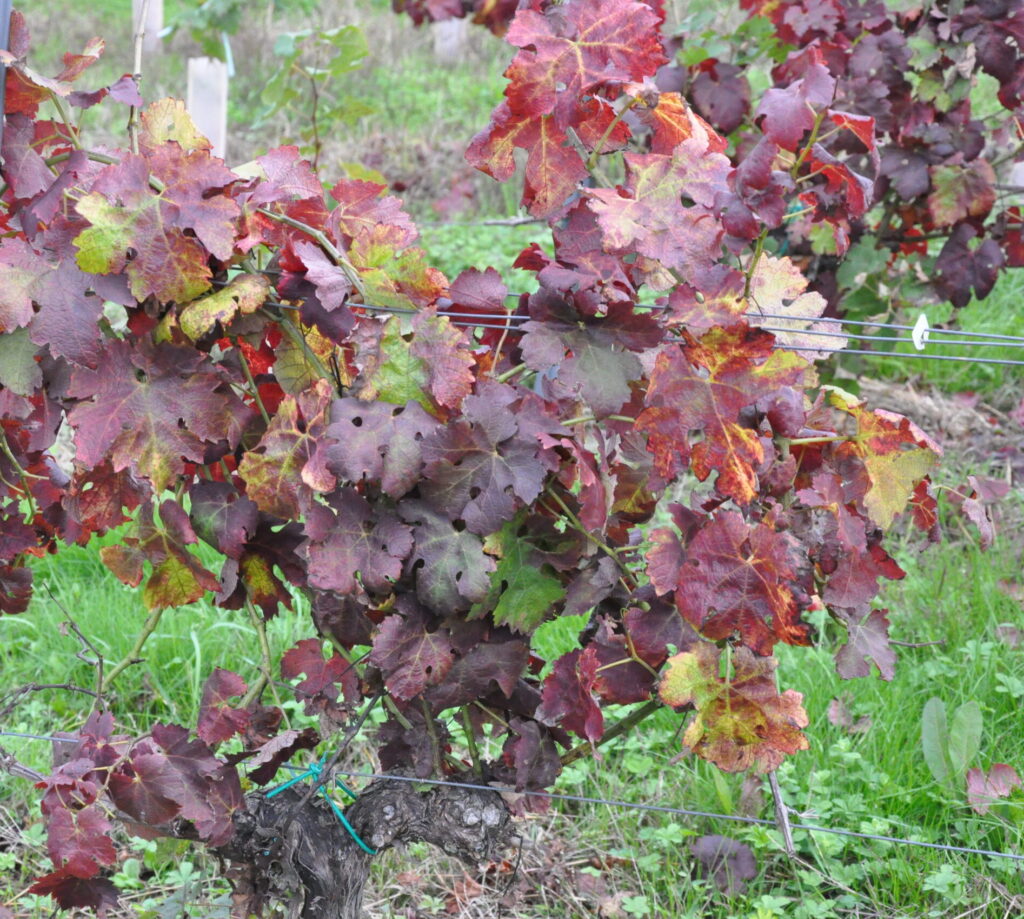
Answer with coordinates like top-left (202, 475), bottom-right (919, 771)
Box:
top-left (503, 0), bottom-right (665, 124)
top-left (370, 598), bottom-right (457, 701)
top-left (281, 638), bottom-right (359, 718)
top-left (303, 487), bottom-right (413, 596)
top-left (27, 871), bottom-right (119, 914)
top-left (537, 647), bottom-right (604, 742)
top-left (673, 511), bottom-right (810, 654)
top-left (834, 608), bottom-right (896, 680)
top-left (238, 380), bottom-right (334, 518)
top-left (640, 328), bottom-right (806, 499)
top-left (67, 340), bottom-right (251, 492)
top-left (966, 764), bottom-right (1022, 815)
top-left (755, 49), bottom-right (835, 151)
top-left (197, 668), bottom-right (250, 746)
top-left (45, 806), bottom-right (116, 877)
top-left (927, 159), bottom-right (997, 227)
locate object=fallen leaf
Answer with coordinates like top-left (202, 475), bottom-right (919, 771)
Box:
top-left (995, 624), bottom-right (1022, 649)
top-left (690, 834), bottom-right (757, 894)
top-left (827, 694), bottom-right (873, 734)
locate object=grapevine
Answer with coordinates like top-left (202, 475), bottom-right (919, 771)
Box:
top-left (0, 1), bottom-right (1016, 914)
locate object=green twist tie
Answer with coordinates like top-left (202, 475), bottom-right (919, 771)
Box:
top-left (266, 756), bottom-right (377, 855)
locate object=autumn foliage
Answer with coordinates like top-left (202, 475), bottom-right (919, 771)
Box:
top-left (0, 0), bottom-right (1019, 912)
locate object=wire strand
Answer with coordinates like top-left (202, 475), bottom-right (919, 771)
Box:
top-left (324, 769), bottom-right (1024, 864)
top-left (2, 731), bottom-right (1021, 864)
top-left (213, 275), bottom-right (1024, 348)
top-left (252, 295), bottom-right (1024, 366)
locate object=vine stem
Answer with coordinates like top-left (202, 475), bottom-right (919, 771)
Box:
top-left (101, 607), bottom-right (164, 691)
top-left (238, 346), bottom-right (271, 425)
top-left (790, 106), bottom-right (828, 177)
top-left (561, 414), bottom-right (635, 426)
top-left (586, 97), bottom-right (637, 172)
top-left (240, 600), bottom-right (273, 709)
top-left (495, 362), bottom-right (529, 384)
top-left (48, 92), bottom-right (81, 150)
top-left (566, 125), bottom-right (614, 188)
top-left (489, 314), bottom-right (515, 376)
top-left (744, 227), bottom-right (769, 298)
top-left (543, 489), bottom-right (635, 586)
top-left (0, 435), bottom-right (40, 523)
top-left (560, 699), bottom-right (661, 766)
top-left (273, 309), bottom-right (336, 387)
top-left (781, 434), bottom-right (845, 446)
top-left (461, 706), bottom-right (482, 777)
top-left (256, 208), bottom-right (366, 300)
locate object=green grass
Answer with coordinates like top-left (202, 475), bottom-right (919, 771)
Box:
top-left (4, 502), bottom-right (1024, 917)
top-left (842, 268), bottom-right (1024, 402)
top-left (0, 528), bottom-right (310, 775)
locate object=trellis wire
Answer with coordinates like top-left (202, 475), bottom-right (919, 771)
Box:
top-left (327, 769), bottom-right (1024, 864)
top-left (248, 294), bottom-right (1024, 364)
top-left (3, 729), bottom-right (1023, 864)
top-left (213, 274), bottom-right (1024, 361)
top-left (218, 274), bottom-right (1024, 344)
top-left (337, 302), bottom-right (1024, 365)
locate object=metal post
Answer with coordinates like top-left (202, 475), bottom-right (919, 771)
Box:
top-left (0, 0), bottom-right (13, 163)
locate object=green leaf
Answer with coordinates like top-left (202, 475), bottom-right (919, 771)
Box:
top-left (356, 317), bottom-right (432, 410)
top-left (472, 520), bottom-right (566, 634)
top-left (74, 193), bottom-right (211, 305)
top-left (0, 326), bottom-right (42, 396)
top-left (921, 697), bottom-right (950, 787)
top-left (948, 700), bottom-right (982, 780)
top-left (321, 26), bottom-right (369, 75)
top-left (835, 237), bottom-right (890, 290)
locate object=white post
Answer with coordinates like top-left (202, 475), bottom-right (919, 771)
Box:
top-left (431, 18), bottom-right (468, 66)
top-left (187, 57), bottom-right (229, 160)
top-left (1011, 161), bottom-right (1024, 206)
top-left (132, 0), bottom-right (164, 55)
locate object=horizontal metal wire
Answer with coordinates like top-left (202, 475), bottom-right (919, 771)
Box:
top-left (256, 299), bottom-right (1024, 365)
top-left (746, 311), bottom-right (1024, 343)
top-left (212, 275), bottom-right (1024, 345)
top-left (326, 769), bottom-right (1024, 863)
top-left (3, 730), bottom-right (1022, 863)
top-left (212, 279), bottom-right (1024, 362)
top-left (782, 346), bottom-right (1024, 366)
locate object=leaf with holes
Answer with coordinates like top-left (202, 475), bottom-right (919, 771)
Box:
top-left (399, 500), bottom-right (495, 613)
top-left (303, 487), bottom-right (413, 596)
top-left (66, 340), bottom-right (250, 492)
top-left (421, 382), bottom-right (547, 534)
top-left (640, 328), bottom-right (807, 499)
top-left (672, 511), bottom-right (810, 654)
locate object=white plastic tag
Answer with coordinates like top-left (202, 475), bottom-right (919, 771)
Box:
top-left (912, 313), bottom-right (929, 351)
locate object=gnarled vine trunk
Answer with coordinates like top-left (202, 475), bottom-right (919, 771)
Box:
top-left (211, 779), bottom-right (512, 919)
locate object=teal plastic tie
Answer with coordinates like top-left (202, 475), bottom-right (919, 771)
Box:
top-left (265, 756), bottom-right (377, 855)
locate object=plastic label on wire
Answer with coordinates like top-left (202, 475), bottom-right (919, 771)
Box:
top-left (912, 314), bottom-right (930, 351)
